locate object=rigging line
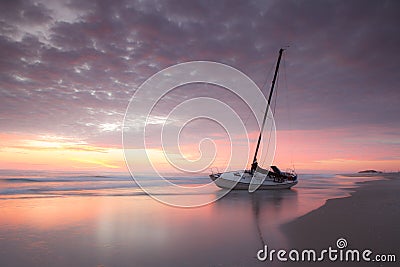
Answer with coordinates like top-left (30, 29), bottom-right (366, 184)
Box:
top-left (261, 71), bottom-right (280, 167)
top-left (242, 63), bottom-right (275, 128)
top-left (242, 61), bottom-right (276, 164)
top-left (273, 73), bottom-right (279, 115)
top-left (282, 55), bottom-right (295, 171)
top-left (260, 61), bottom-right (276, 93)
top-left (255, 48), bottom-right (284, 167)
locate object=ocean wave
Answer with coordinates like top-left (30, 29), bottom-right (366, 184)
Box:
top-left (0, 176), bottom-right (131, 183)
top-left (0, 173), bottom-right (213, 198)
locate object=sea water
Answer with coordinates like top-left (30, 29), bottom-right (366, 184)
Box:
top-left (0, 170), bottom-right (382, 267)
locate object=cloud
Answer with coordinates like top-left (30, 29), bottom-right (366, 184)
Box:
top-left (0, 0), bottom-right (52, 26)
top-left (0, 0), bottom-right (399, 171)
top-left (0, 133), bottom-right (114, 153)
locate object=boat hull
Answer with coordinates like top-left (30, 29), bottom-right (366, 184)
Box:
top-left (210, 171), bottom-right (297, 190)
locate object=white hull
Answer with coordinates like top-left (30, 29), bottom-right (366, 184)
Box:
top-left (210, 170), bottom-right (297, 190)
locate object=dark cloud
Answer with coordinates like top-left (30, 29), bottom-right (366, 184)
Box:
top-left (0, 0), bottom-right (399, 148)
top-left (0, 0), bottom-right (52, 26)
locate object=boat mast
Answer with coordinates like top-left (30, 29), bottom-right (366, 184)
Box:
top-left (252, 48), bottom-right (284, 166)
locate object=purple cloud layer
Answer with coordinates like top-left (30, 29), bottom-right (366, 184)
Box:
top-left (0, 0), bottom-right (399, 147)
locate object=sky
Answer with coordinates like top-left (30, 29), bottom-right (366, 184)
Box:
top-left (0, 0), bottom-right (399, 174)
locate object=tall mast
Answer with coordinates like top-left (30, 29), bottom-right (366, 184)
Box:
top-left (252, 48), bottom-right (284, 165)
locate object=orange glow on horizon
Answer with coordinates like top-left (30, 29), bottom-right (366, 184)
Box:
top-left (0, 127), bottom-right (398, 174)
top-left (0, 133), bottom-right (124, 171)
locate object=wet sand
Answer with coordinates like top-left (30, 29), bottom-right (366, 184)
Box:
top-left (281, 173), bottom-right (400, 266)
top-left (0, 172), bottom-right (397, 266)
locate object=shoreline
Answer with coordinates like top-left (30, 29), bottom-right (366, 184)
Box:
top-left (280, 173), bottom-right (399, 266)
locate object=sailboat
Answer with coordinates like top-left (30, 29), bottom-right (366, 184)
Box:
top-left (210, 48), bottom-right (298, 191)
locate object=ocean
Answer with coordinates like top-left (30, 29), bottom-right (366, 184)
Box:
top-left (0, 170), bottom-right (382, 267)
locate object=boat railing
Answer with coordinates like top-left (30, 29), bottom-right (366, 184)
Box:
top-left (210, 167), bottom-right (220, 174)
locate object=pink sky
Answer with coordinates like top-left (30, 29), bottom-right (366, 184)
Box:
top-left (0, 0), bottom-right (399, 174)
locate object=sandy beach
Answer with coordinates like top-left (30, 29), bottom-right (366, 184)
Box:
top-left (281, 173), bottom-right (400, 266)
